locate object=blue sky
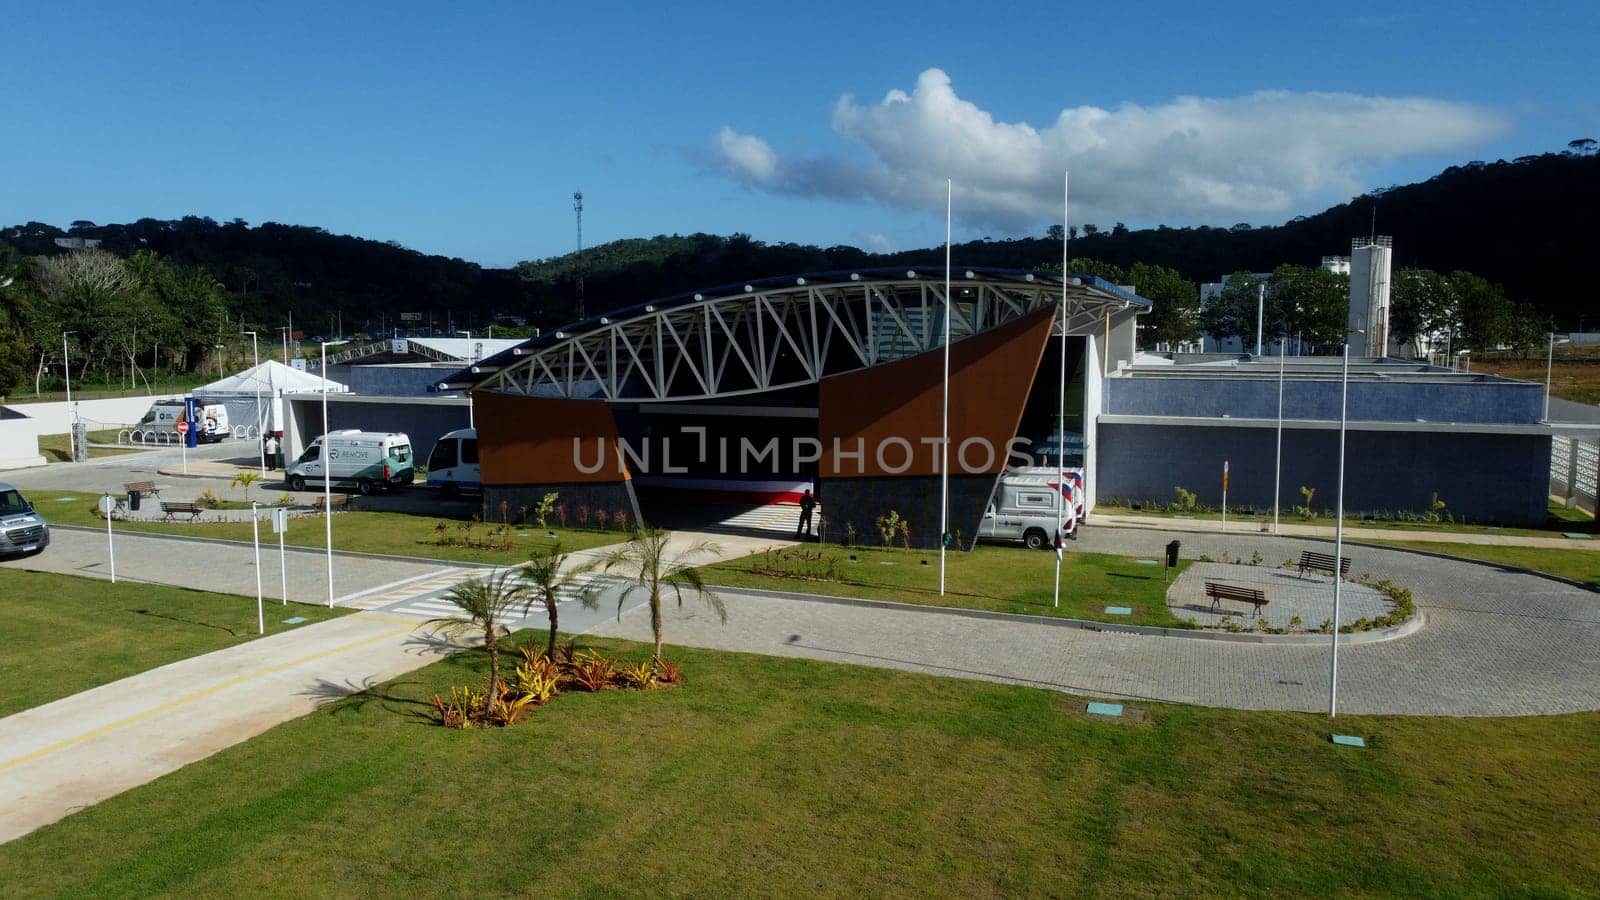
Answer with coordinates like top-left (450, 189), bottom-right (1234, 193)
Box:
top-left (3, 1), bottom-right (1593, 266)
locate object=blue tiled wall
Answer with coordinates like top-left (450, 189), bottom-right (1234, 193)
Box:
top-left (1106, 377), bottom-right (1542, 424)
top-left (1096, 423), bottom-right (1550, 526)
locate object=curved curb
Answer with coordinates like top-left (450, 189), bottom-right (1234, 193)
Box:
top-left (1085, 520), bottom-right (1600, 594)
top-left (53, 523), bottom-right (499, 570)
top-left (710, 582), bottom-right (1424, 645)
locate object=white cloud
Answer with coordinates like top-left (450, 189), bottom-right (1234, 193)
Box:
top-left (861, 232), bottom-right (893, 253)
top-left (712, 68), bottom-right (1509, 231)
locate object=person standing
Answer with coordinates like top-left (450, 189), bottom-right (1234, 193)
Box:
top-left (263, 433), bottom-right (279, 470)
top-left (797, 488), bottom-right (816, 538)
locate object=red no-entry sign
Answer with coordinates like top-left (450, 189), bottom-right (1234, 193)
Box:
top-left (176, 420), bottom-right (190, 435)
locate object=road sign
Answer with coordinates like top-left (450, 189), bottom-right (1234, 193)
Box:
top-left (98, 495), bottom-right (116, 515)
top-left (175, 420), bottom-right (190, 435)
top-left (399, 312), bottom-right (422, 322)
top-left (271, 507), bottom-right (289, 534)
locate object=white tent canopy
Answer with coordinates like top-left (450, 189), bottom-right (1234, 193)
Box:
top-left (195, 360), bottom-right (348, 436)
top-left (195, 359), bottom-right (348, 397)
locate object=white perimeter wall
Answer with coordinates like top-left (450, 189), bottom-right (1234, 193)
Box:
top-left (5, 394), bottom-right (184, 435)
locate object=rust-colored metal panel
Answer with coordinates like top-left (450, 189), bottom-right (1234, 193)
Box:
top-left (819, 307), bottom-right (1054, 477)
top-left (475, 391), bottom-right (630, 485)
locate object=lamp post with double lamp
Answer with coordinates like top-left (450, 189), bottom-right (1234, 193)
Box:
top-left (1544, 333), bottom-right (1572, 421)
top-left (61, 331), bottom-right (75, 406)
top-left (1273, 337), bottom-right (1286, 533)
top-left (456, 331), bottom-right (476, 428)
top-left (318, 340), bottom-right (345, 607)
top-left (242, 331), bottom-right (264, 476)
top-left (1329, 329), bottom-right (1363, 717)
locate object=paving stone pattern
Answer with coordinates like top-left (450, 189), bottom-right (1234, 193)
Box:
top-left (1168, 562), bottom-right (1391, 630)
top-left (596, 524), bottom-right (1600, 716)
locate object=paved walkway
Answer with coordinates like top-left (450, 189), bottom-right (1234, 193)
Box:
top-left (1092, 512), bottom-right (1600, 550)
top-left (595, 524), bottom-right (1600, 718)
top-left (0, 527), bottom-right (784, 845)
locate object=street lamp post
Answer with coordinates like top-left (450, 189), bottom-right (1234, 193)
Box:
top-left (243, 331), bottom-right (264, 476)
top-left (1273, 338), bottom-right (1286, 533)
top-left (456, 331), bottom-right (476, 428)
top-left (61, 331), bottom-right (75, 406)
top-left (1329, 330), bottom-right (1362, 717)
top-left (1544, 333), bottom-right (1571, 421)
top-left (1255, 281), bottom-right (1265, 357)
top-left (320, 341), bottom-right (336, 607)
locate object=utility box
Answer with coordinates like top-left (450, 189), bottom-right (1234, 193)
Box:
top-left (128, 490), bottom-right (140, 512)
top-left (70, 422), bottom-right (88, 463)
top-left (1165, 540), bottom-right (1181, 569)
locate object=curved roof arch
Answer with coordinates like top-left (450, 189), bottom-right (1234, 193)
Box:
top-left (442, 266), bottom-right (1147, 403)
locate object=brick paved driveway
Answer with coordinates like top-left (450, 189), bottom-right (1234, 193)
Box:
top-left (594, 525), bottom-right (1600, 715)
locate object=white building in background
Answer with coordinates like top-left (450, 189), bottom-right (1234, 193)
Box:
top-left (1348, 236), bottom-right (1393, 357)
top-left (1197, 243), bottom-right (1398, 356)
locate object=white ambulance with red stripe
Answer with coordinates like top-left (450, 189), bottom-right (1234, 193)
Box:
top-left (977, 467), bottom-right (1085, 550)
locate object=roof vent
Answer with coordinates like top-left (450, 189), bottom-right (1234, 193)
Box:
top-left (849, 273), bottom-right (861, 281)
top-left (795, 277), bottom-right (806, 286)
top-left (743, 284), bottom-right (754, 293)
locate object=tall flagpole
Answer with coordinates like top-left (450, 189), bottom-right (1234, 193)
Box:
top-left (939, 178), bottom-right (952, 596)
top-left (1054, 172), bottom-right (1068, 608)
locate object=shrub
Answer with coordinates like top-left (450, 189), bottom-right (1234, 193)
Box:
top-left (613, 509), bottom-right (629, 531)
top-left (569, 650), bottom-right (616, 691)
top-left (619, 660), bottom-right (657, 690)
top-left (198, 488), bottom-right (221, 509)
top-left (653, 657), bottom-right (683, 685)
top-left (1425, 491), bottom-right (1447, 524)
top-left (534, 492), bottom-right (559, 527)
top-left (1293, 485), bottom-right (1319, 521)
top-left (877, 510), bottom-right (903, 548)
top-left (1171, 485), bottom-right (1197, 512)
top-left (1289, 615), bottom-right (1303, 631)
top-left (276, 493), bottom-right (295, 507)
top-left (844, 522), bottom-right (857, 547)
top-left (1250, 551), bottom-right (1263, 566)
top-left (555, 504), bottom-right (568, 527)
top-left (575, 504), bottom-right (590, 526)
top-left (229, 471), bottom-right (260, 502)
top-left (594, 508), bottom-right (609, 530)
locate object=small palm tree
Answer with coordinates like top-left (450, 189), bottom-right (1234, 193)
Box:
top-left (426, 568), bottom-right (530, 693)
top-left (231, 470), bottom-right (260, 503)
top-left (604, 527), bottom-right (724, 662)
top-left (518, 543), bottom-right (602, 659)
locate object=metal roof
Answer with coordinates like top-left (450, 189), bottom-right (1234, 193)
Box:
top-left (438, 267), bottom-right (1149, 400)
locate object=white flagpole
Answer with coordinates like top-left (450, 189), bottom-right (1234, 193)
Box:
top-left (939, 178), bottom-right (952, 596)
top-left (1054, 172), bottom-right (1068, 608)
top-left (253, 502), bottom-right (264, 635)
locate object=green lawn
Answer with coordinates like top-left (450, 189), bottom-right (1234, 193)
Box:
top-left (0, 636), bottom-right (1595, 896)
top-left (699, 543), bottom-right (1190, 627)
top-left (34, 433), bottom-right (145, 462)
top-left (0, 569), bottom-right (349, 717)
top-left (1097, 499), bottom-right (1596, 539)
top-left (1359, 539), bottom-right (1600, 590)
top-left (40, 492), bottom-right (625, 562)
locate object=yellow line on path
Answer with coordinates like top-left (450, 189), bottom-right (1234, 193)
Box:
top-left (0, 617), bottom-right (419, 774)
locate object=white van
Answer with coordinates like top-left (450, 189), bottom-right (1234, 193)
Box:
top-left (286, 430), bottom-right (415, 494)
top-left (426, 428), bottom-right (480, 496)
top-left (978, 467), bottom-right (1085, 550)
top-left (136, 400), bottom-right (231, 443)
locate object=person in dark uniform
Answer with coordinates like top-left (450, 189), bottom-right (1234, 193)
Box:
top-left (797, 488), bottom-right (816, 538)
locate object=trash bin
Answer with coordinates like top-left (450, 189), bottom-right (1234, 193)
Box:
top-left (1165, 540), bottom-right (1181, 569)
top-left (128, 490), bottom-right (140, 512)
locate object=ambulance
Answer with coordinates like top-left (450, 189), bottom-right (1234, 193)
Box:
top-left (977, 467), bottom-right (1085, 550)
top-left (286, 430), bottom-right (415, 494)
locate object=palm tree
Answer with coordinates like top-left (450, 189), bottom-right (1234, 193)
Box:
top-left (518, 543), bottom-right (602, 659)
top-left (604, 527), bottom-right (724, 662)
top-left (230, 470), bottom-right (260, 503)
top-left (426, 568), bottom-right (530, 693)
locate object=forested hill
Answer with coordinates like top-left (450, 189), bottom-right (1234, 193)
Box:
top-left (518, 151), bottom-right (1599, 326)
top-left (5, 150), bottom-right (1596, 333)
top-left (1, 218), bottom-right (528, 334)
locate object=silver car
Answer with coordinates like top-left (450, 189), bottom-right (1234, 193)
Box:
top-left (0, 482), bottom-right (50, 556)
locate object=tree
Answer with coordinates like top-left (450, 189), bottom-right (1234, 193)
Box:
top-left (1390, 267), bottom-right (1454, 356)
top-left (1270, 264), bottom-right (1348, 350)
top-left (1127, 262), bottom-right (1198, 348)
top-left (427, 569), bottom-right (530, 693)
top-left (1198, 272), bottom-right (1263, 348)
top-left (603, 527), bottom-right (723, 662)
top-left (1452, 271), bottom-right (1517, 352)
top-left (518, 543), bottom-right (602, 659)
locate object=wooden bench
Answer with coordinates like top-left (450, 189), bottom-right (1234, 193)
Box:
top-left (1204, 580), bottom-right (1268, 617)
top-left (122, 480), bottom-right (160, 499)
top-left (1297, 550), bottom-right (1351, 579)
top-left (159, 501), bottom-right (204, 522)
top-left (313, 494), bottom-right (354, 512)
